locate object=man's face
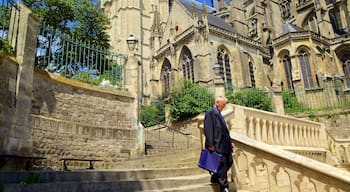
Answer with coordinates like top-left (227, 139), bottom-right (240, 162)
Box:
top-left (216, 100), bottom-right (227, 112)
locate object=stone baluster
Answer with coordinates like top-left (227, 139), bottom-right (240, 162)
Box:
top-left (302, 126), bottom-right (307, 146)
top-left (267, 120), bottom-right (274, 144)
top-left (290, 124), bottom-right (295, 146)
top-left (278, 122), bottom-right (284, 145)
top-left (305, 126), bottom-right (310, 147)
top-left (310, 127), bottom-right (317, 147)
top-left (261, 119), bottom-right (267, 143)
top-left (255, 118), bottom-right (261, 141)
top-left (247, 116), bottom-right (254, 138)
top-left (344, 146), bottom-right (350, 163)
top-left (284, 123), bottom-right (290, 145)
top-left (273, 121), bottom-right (280, 145)
top-left (315, 128), bottom-right (321, 147)
top-left (297, 125), bottom-right (302, 146)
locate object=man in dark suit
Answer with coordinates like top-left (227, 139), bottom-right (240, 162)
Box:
top-left (204, 96), bottom-right (234, 192)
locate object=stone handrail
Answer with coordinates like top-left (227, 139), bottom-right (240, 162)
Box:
top-left (231, 134), bottom-right (350, 192)
top-left (327, 132), bottom-right (350, 164)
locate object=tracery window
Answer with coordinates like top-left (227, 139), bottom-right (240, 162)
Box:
top-left (279, 0), bottom-right (291, 20)
top-left (217, 48), bottom-right (232, 89)
top-left (180, 47), bottom-right (194, 82)
top-left (299, 50), bottom-right (315, 89)
top-left (283, 55), bottom-right (294, 90)
top-left (249, 61), bottom-right (256, 87)
top-left (161, 59), bottom-right (172, 96)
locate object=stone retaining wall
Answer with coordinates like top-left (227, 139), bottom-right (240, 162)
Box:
top-left (29, 69), bottom-right (139, 170)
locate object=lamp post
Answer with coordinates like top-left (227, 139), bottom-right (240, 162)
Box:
top-left (127, 34), bottom-right (138, 51)
top-left (126, 34), bottom-right (145, 155)
top-left (126, 34), bottom-right (141, 120)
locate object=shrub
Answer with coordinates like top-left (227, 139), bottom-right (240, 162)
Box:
top-left (226, 87), bottom-right (272, 112)
top-left (0, 39), bottom-right (13, 53)
top-left (169, 80), bottom-right (214, 122)
top-left (141, 100), bottom-right (165, 127)
top-left (282, 90), bottom-right (303, 114)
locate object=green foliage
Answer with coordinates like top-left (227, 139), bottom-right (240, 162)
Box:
top-left (141, 100), bottom-right (165, 127)
top-left (22, 0), bottom-right (110, 48)
top-left (226, 87), bottom-right (272, 112)
top-left (282, 90), bottom-right (303, 114)
top-left (20, 172), bottom-right (41, 184)
top-left (71, 71), bottom-right (100, 85)
top-left (169, 80), bottom-right (214, 123)
top-left (0, 39), bottom-right (13, 53)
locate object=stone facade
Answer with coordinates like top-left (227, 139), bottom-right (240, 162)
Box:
top-left (102, 0), bottom-right (350, 113)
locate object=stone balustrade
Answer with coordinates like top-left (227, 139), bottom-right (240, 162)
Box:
top-left (196, 104), bottom-right (328, 150)
top-left (196, 104), bottom-right (349, 191)
top-left (327, 133), bottom-right (350, 164)
top-left (231, 134), bottom-right (350, 192)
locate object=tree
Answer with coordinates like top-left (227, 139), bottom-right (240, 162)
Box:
top-left (22, 0), bottom-right (110, 48)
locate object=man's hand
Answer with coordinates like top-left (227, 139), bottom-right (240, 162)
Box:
top-left (231, 142), bottom-right (235, 149)
top-left (208, 145), bottom-right (215, 152)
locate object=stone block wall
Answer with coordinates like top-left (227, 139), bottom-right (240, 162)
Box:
top-left (29, 69), bottom-right (139, 170)
top-left (32, 69), bottom-right (135, 129)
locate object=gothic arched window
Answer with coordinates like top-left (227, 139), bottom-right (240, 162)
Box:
top-left (329, 7), bottom-right (346, 35)
top-left (299, 50), bottom-right (314, 89)
top-left (161, 59), bottom-right (172, 96)
top-left (217, 48), bottom-right (232, 89)
top-left (302, 12), bottom-right (318, 33)
top-left (342, 56), bottom-right (350, 88)
top-left (180, 47), bottom-right (194, 82)
top-left (249, 61), bottom-right (256, 87)
top-left (283, 55), bottom-right (294, 90)
top-left (279, 0), bottom-right (291, 20)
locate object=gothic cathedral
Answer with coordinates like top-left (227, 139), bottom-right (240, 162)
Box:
top-left (101, 0), bottom-right (350, 112)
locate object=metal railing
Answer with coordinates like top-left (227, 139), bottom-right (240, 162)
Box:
top-left (285, 80), bottom-right (350, 111)
top-left (35, 23), bottom-right (128, 89)
top-left (0, 0), bottom-right (20, 54)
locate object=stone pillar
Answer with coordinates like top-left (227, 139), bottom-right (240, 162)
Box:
top-left (1, 3), bottom-right (40, 155)
top-left (213, 64), bottom-right (225, 98)
top-left (271, 85), bottom-right (285, 114)
top-left (124, 51), bottom-right (144, 156)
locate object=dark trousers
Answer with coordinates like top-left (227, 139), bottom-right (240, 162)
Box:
top-left (211, 153), bottom-right (233, 191)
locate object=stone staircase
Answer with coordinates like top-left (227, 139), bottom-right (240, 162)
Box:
top-left (0, 148), bottom-right (240, 192)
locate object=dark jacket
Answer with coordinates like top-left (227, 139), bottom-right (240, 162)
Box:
top-left (204, 107), bottom-right (232, 155)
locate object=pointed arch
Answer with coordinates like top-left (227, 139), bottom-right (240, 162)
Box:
top-left (161, 58), bottom-right (172, 96)
top-left (329, 6), bottom-right (346, 35)
top-left (217, 46), bottom-right (232, 90)
top-left (296, 46), bottom-right (318, 89)
top-left (335, 45), bottom-right (350, 88)
top-left (179, 46), bottom-right (194, 82)
top-left (278, 50), bottom-right (294, 90)
top-left (249, 61), bottom-right (256, 87)
top-left (302, 11), bottom-right (318, 33)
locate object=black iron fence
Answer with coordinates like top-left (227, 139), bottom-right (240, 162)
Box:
top-left (35, 23), bottom-right (128, 89)
top-left (0, 0), bottom-right (20, 54)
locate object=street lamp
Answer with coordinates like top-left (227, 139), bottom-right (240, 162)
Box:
top-left (127, 34), bottom-right (138, 51)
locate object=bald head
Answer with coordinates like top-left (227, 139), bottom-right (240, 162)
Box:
top-left (214, 96), bottom-right (227, 112)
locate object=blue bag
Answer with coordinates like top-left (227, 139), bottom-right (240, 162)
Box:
top-left (197, 149), bottom-right (222, 174)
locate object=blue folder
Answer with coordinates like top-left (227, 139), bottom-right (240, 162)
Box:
top-left (197, 149), bottom-right (222, 174)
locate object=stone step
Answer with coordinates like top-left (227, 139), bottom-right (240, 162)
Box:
top-left (116, 148), bottom-right (201, 169)
top-left (3, 173), bottom-right (211, 192)
top-left (0, 167), bottom-right (206, 184)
